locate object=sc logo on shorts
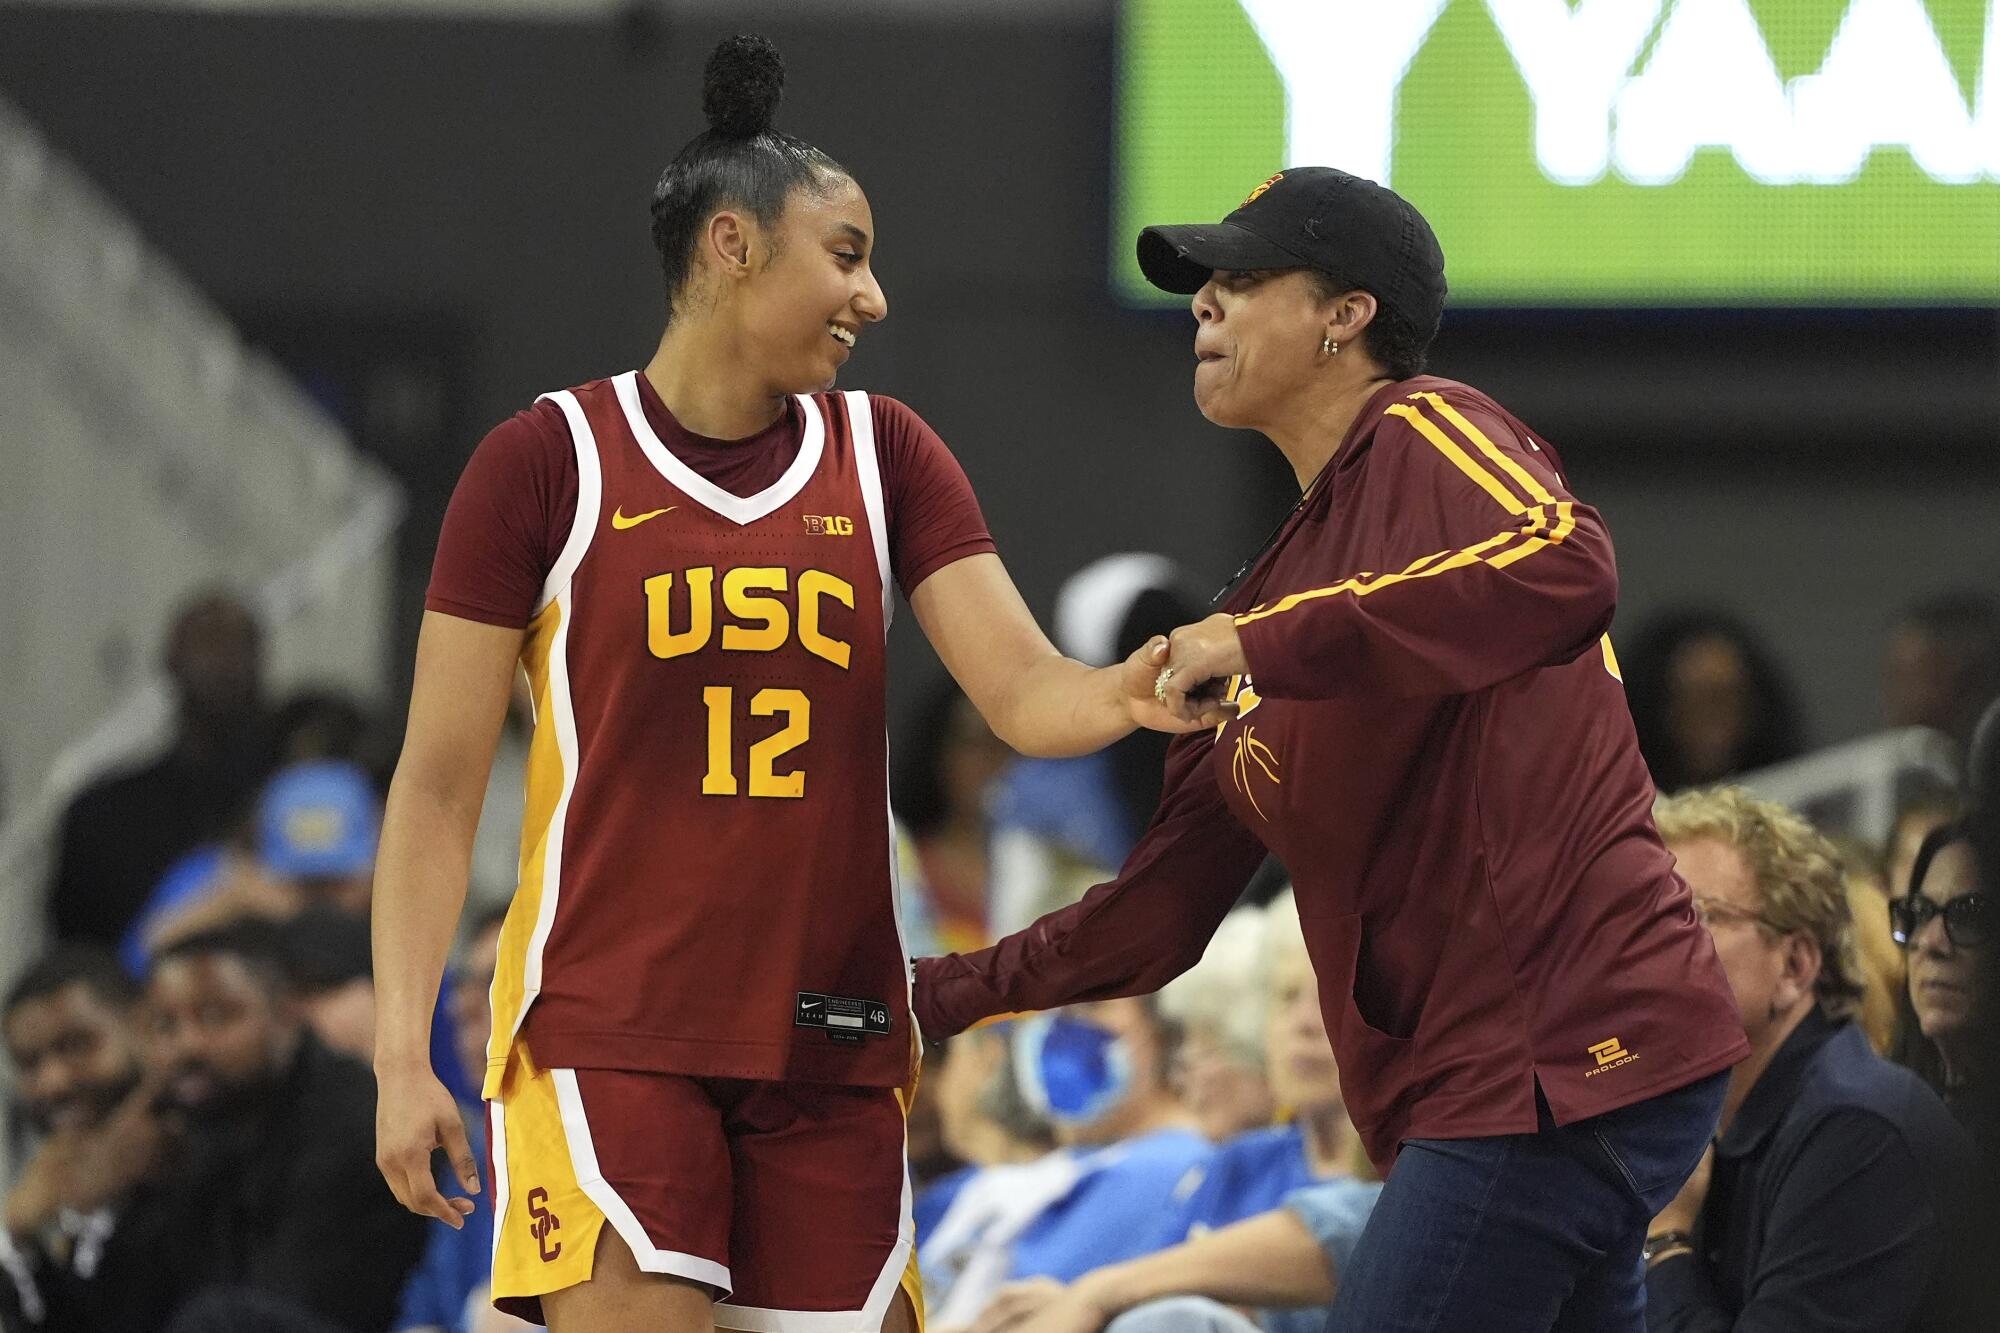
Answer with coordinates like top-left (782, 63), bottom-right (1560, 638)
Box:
top-left (527, 1186), bottom-right (563, 1262)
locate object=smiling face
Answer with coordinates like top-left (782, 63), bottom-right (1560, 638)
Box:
top-left (4, 983), bottom-right (142, 1135)
top-left (144, 953), bottom-right (299, 1119)
top-left (1189, 268), bottom-right (1336, 430)
top-left (1907, 840), bottom-right (1982, 1044)
top-left (713, 174), bottom-right (887, 396)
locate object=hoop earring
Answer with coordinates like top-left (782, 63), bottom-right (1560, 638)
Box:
top-left (1322, 335), bottom-right (1338, 357)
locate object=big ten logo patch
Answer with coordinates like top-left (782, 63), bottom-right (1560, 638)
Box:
top-left (802, 514), bottom-right (855, 536)
top-left (526, 1187), bottom-right (562, 1262)
top-left (1585, 1037), bottom-right (1639, 1078)
top-left (643, 565), bottom-right (858, 668)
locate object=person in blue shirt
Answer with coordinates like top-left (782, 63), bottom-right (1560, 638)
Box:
top-left (967, 895), bottom-right (1383, 1333)
top-left (1004, 996), bottom-right (1212, 1283)
top-left (963, 1177), bottom-right (1381, 1333)
top-left (925, 995), bottom-right (1211, 1326)
top-left (1148, 894), bottom-right (1368, 1250)
top-left (914, 1020), bottom-right (1058, 1246)
top-left (1156, 905), bottom-right (1278, 1145)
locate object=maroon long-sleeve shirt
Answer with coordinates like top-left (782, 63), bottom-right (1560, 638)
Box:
top-left (914, 376), bottom-right (1748, 1173)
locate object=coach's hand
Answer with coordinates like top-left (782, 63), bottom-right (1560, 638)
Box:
top-left (1158, 613), bottom-right (1249, 726)
top-left (1120, 637), bottom-right (1220, 735)
top-left (375, 1063), bottom-right (481, 1229)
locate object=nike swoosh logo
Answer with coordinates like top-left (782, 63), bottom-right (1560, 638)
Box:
top-left (611, 506), bottom-right (676, 530)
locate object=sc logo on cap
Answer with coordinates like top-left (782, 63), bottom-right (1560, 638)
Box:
top-left (1242, 172), bottom-right (1284, 206)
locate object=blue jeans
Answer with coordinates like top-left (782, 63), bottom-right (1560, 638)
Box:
top-left (1325, 1071), bottom-right (1728, 1333)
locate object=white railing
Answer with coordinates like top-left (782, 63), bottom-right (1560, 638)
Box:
top-left (1735, 727), bottom-right (1961, 846)
top-left (0, 92), bottom-right (403, 993)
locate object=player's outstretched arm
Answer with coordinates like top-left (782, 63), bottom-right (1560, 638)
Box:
top-left (372, 610), bottom-right (522, 1229)
top-left (911, 553), bottom-right (1228, 758)
top-left (912, 728), bottom-right (1264, 1038)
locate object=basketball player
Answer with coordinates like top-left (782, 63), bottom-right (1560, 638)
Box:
top-left (370, 35), bottom-right (1202, 1333)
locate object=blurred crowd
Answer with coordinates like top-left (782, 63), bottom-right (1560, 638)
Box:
top-left (0, 565), bottom-right (1993, 1332)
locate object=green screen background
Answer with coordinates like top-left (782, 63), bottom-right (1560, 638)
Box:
top-left (1114, 0), bottom-right (1999, 305)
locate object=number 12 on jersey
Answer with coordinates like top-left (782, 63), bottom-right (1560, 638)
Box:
top-left (702, 687), bottom-right (810, 798)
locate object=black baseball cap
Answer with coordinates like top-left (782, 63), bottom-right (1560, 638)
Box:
top-left (1137, 167), bottom-right (1448, 341)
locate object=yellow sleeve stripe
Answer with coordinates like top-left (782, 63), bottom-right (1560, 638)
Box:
top-left (1385, 403), bottom-right (1527, 516)
top-left (1487, 501), bottom-right (1578, 569)
top-left (1230, 392), bottom-right (1583, 630)
top-left (1233, 529), bottom-right (1530, 626)
top-left (1410, 391), bottom-right (1559, 509)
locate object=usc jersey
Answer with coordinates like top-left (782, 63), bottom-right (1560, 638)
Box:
top-left (427, 370), bottom-right (994, 1095)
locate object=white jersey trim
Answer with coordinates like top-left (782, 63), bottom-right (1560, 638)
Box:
top-left (613, 370), bottom-right (825, 528)
top-left (844, 389), bottom-right (894, 631)
top-left (510, 388), bottom-right (599, 1049)
top-left (485, 1100), bottom-right (511, 1278)
top-left (843, 390), bottom-right (911, 1027)
top-left (533, 390), bottom-right (603, 616)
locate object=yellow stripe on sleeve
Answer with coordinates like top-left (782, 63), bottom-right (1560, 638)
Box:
top-left (1384, 403), bottom-right (1528, 516)
top-left (1410, 392), bottom-right (1558, 508)
top-left (1234, 530), bottom-right (1529, 626)
top-left (1231, 397), bottom-right (1581, 631)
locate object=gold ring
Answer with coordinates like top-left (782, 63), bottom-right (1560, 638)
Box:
top-left (1153, 667), bottom-right (1175, 703)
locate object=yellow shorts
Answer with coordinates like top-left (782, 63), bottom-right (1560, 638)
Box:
top-left (487, 1040), bottom-right (923, 1330)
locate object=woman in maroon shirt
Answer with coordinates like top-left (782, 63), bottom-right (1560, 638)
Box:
top-left (914, 169), bottom-right (1747, 1332)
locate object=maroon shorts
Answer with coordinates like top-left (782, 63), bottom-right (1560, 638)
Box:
top-left (489, 1042), bottom-right (920, 1329)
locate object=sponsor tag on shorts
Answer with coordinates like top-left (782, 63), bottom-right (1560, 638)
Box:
top-left (795, 991), bottom-right (892, 1043)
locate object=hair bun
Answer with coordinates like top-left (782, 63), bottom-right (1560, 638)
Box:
top-left (702, 34), bottom-right (785, 139)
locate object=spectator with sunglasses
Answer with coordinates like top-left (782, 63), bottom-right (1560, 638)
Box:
top-left (1647, 787), bottom-right (1975, 1333)
top-left (1893, 818), bottom-right (1989, 1147)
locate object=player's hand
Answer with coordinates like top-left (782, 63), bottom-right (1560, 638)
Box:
top-left (1157, 613), bottom-right (1249, 725)
top-left (970, 1277), bottom-right (1075, 1333)
top-left (375, 1062), bottom-right (481, 1229)
top-left (1123, 636), bottom-right (1232, 734)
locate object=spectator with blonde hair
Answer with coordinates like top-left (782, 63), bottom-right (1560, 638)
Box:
top-left (1830, 835), bottom-right (1909, 1053)
top-left (1156, 904), bottom-right (1276, 1143)
top-left (1647, 787), bottom-right (1974, 1331)
top-left (1151, 893), bottom-right (1370, 1241)
top-left (965, 893), bottom-right (1379, 1333)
